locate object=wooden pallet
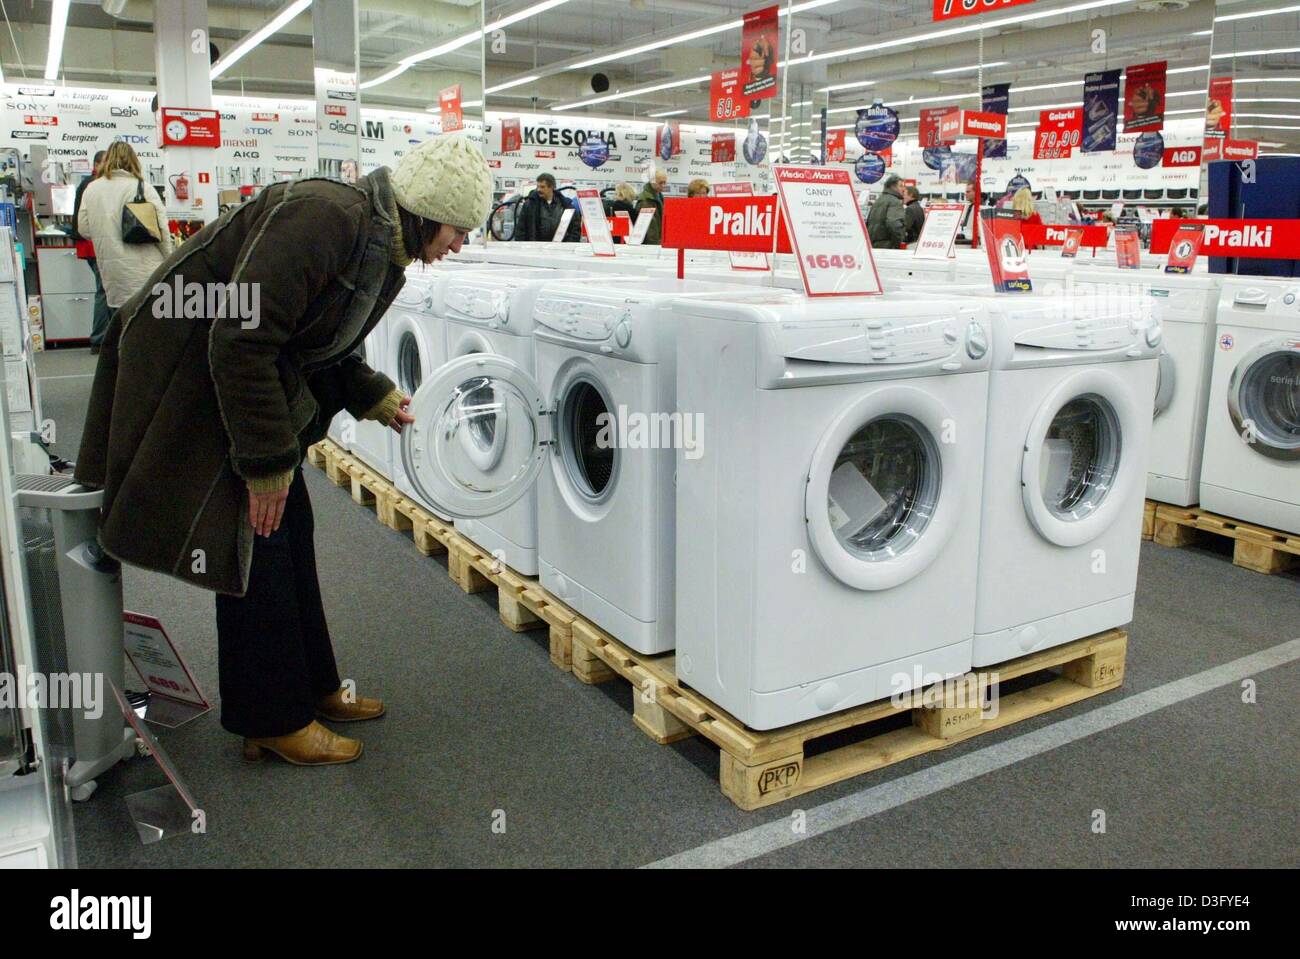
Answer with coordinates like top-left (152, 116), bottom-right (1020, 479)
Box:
top-left (571, 620), bottom-right (1128, 810)
top-left (1142, 500), bottom-right (1157, 541)
top-left (1153, 504), bottom-right (1300, 575)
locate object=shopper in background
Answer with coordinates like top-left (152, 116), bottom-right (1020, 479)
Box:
top-left (903, 184), bottom-right (925, 246)
top-left (514, 172), bottom-right (579, 242)
top-left (1012, 187), bottom-right (1042, 226)
top-left (71, 149), bottom-right (110, 354)
top-left (956, 181), bottom-right (979, 245)
top-left (687, 178), bottom-right (710, 198)
top-left (75, 135), bottom-right (494, 768)
top-left (866, 174), bottom-right (906, 249)
top-left (637, 169), bottom-right (669, 245)
top-left (76, 141), bottom-right (172, 314)
top-left (604, 182), bottom-right (638, 243)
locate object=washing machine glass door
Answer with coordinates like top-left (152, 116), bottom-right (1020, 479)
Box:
top-left (400, 354), bottom-right (548, 518)
top-left (804, 387), bottom-right (961, 591)
top-left (1022, 367), bottom-right (1144, 547)
top-left (391, 320), bottom-right (426, 397)
top-left (1152, 348), bottom-right (1176, 418)
top-left (1227, 340), bottom-right (1300, 461)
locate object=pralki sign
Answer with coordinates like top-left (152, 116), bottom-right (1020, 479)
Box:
top-left (1150, 219), bottom-right (1298, 258)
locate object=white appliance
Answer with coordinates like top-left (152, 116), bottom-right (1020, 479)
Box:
top-left (971, 293), bottom-right (1160, 667)
top-left (382, 270), bottom-right (442, 496)
top-left (673, 294), bottom-right (994, 730)
top-left (531, 278), bottom-right (789, 653)
top-left (1199, 278), bottom-right (1300, 533)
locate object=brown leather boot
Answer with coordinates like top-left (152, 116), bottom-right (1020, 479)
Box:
top-left (242, 721), bottom-right (363, 765)
top-left (316, 687), bottom-right (386, 723)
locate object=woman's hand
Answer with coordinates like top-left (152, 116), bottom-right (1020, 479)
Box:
top-left (390, 394), bottom-right (415, 434)
top-left (248, 487), bottom-right (289, 537)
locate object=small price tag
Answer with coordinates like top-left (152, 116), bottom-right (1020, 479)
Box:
top-left (576, 189), bottom-right (615, 256)
top-left (551, 208), bottom-right (574, 243)
top-left (914, 203), bottom-right (965, 260)
top-left (774, 165), bottom-right (882, 297)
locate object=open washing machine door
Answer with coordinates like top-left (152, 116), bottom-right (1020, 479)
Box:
top-left (1021, 367), bottom-right (1145, 547)
top-left (804, 386), bottom-right (963, 591)
top-left (401, 354), bottom-right (549, 519)
top-left (1226, 338), bottom-right (1300, 461)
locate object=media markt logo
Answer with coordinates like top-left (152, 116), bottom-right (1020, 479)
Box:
top-left (49, 890), bottom-right (151, 939)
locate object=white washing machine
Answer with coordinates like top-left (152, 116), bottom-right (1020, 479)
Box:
top-left (673, 294), bottom-right (994, 730)
top-left (1199, 278), bottom-right (1300, 533)
top-left (971, 294), bottom-right (1161, 667)
top-left (531, 278), bottom-right (791, 654)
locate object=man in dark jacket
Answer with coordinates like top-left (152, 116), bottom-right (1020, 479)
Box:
top-left (514, 172), bottom-right (579, 241)
top-left (866, 174), bottom-right (906, 249)
top-left (75, 135), bottom-right (493, 767)
top-left (903, 185), bottom-right (925, 245)
top-left (636, 169), bottom-right (669, 245)
top-left (70, 150), bottom-right (110, 351)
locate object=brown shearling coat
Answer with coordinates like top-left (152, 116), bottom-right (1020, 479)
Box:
top-left (75, 169), bottom-right (407, 596)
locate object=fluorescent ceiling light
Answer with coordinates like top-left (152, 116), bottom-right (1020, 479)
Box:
top-left (211, 0), bottom-right (312, 81)
top-left (1234, 112), bottom-right (1300, 120)
top-left (1216, 3), bottom-right (1300, 22)
top-left (1236, 123), bottom-right (1300, 129)
top-left (1213, 46), bottom-right (1300, 58)
top-left (647, 108), bottom-right (687, 118)
top-left (486, 74), bottom-right (540, 94)
top-left (1237, 97), bottom-right (1300, 103)
top-left (45, 0), bottom-right (71, 82)
top-left (933, 61), bottom-right (1009, 75)
top-left (819, 79), bottom-right (875, 93)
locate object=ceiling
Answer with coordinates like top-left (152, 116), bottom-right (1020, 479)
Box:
top-left (0, 0), bottom-right (1294, 150)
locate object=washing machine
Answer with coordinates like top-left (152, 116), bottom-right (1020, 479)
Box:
top-left (971, 293), bottom-right (1161, 667)
top-left (673, 294), bottom-right (994, 730)
top-left (1199, 278), bottom-right (1300, 533)
top-left (531, 278), bottom-right (792, 654)
top-left (383, 269), bottom-right (443, 495)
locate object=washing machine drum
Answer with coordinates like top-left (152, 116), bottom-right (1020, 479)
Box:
top-left (558, 379), bottom-right (617, 499)
top-left (394, 326), bottom-right (424, 395)
top-left (1038, 395), bottom-right (1123, 519)
top-left (1228, 343), bottom-right (1300, 460)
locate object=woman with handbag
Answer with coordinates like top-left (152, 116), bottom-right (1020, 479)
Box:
top-left (76, 141), bottom-right (172, 311)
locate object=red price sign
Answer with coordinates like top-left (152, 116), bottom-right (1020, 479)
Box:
top-left (710, 68), bottom-right (750, 122)
top-left (919, 107), bottom-right (955, 148)
top-left (933, 0), bottom-right (1036, 22)
top-left (1034, 108), bottom-right (1082, 159)
top-left (803, 252), bottom-right (861, 271)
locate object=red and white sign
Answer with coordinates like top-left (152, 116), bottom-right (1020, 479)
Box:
top-left (576, 189), bottom-right (615, 256)
top-left (1115, 228), bottom-right (1142, 269)
top-left (1206, 76), bottom-right (1233, 138)
top-left (661, 195), bottom-right (793, 254)
top-left (252, 112), bottom-right (279, 123)
top-left (711, 132), bottom-right (736, 164)
top-left (1033, 107), bottom-right (1082, 159)
top-left (23, 115), bottom-right (57, 126)
top-left (913, 203), bottom-right (965, 260)
top-left (1162, 145), bottom-right (1202, 167)
top-left (552, 208), bottom-right (575, 244)
top-left (774, 165), bottom-right (882, 297)
top-left (713, 182), bottom-right (756, 197)
top-left (656, 120), bottom-right (682, 158)
top-left (501, 117), bottom-right (522, 153)
top-left (160, 107), bottom-right (221, 147)
top-left (1023, 223), bottom-right (1110, 249)
top-left (1152, 219), bottom-right (1300, 259)
top-left (825, 130), bottom-right (846, 163)
top-left (1123, 60), bottom-right (1167, 132)
top-left (123, 612), bottom-right (209, 710)
top-left (740, 5), bottom-right (780, 102)
top-left (535, 150), bottom-right (556, 159)
top-left (933, 0), bottom-right (1036, 23)
top-left (1060, 226), bottom-right (1085, 258)
top-left (939, 109), bottom-right (1007, 141)
top-left (705, 182), bottom-right (768, 269)
top-left (978, 210), bottom-right (1032, 293)
top-left (324, 104), bottom-right (348, 116)
top-left (919, 107), bottom-right (956, 148)
top-left (1163, 222), bottom-right (1204, 274)
top-left (710, 68), bottom-right (750, 121)
top-left (439, 84), bottom-right (464, 133)
top-left (628, 207), bottom-right (656, 246)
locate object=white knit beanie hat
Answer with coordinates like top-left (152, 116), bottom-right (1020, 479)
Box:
top-left (390, 134), bottom-right (494, 230)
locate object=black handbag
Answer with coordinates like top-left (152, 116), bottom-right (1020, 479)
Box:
top-left (120, 178), bottom-right (162, 244)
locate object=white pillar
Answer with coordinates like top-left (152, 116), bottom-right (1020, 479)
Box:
top-left (313, 0), bottom-right (361, 181)
top-left (153, 0), bottom-right (219, 224)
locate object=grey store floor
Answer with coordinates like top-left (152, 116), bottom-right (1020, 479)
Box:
top-left (37, 348), bottom-right (1300, 869)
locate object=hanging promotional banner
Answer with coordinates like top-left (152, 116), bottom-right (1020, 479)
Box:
top-left (1206, 76), bottom-right (1233, 137)
top-left (1123, 61), bottom-right (1166, 133)
top-left (855, 152), bottom-right (886, 183)
top-left (933, 0), bottom-right (1036, 22)
top-left (825, 130), bottom-right (846, 163)
top-left (710, 68), bottom-right (750, 121)
top-left (774, 165), bottom-right (882, 297)
top-left (160, 107), bottom-right (221, 147)
top-left (740, 5), bottom-right (780, 101)
top-left (1033, 108), bottom-right (1083, 160)
top-left (1151, 219), bottom-right (1299, 259)
top-left (939, 109), bottom-right (1007, 141)
top-left (1163, 222), bottom-right (1204, 274)
top-left (1115, 228), bottom-right (1142, 269)
top-left (741, 118), bottom-right (768, 165)
top-left (656, 120), bottom-right (682, 160)
top-left (919, 107), bottom-right (956, 149)
top-left (1133, 131), bottom-right (1165, 169)
top-left (979, 210), bottom-right (1032, 293)
top-left (711, 132), bottom-right (736, 164)
top-left (576, 189), bottom-right (615, 256)
top-left (922, 145), bottom-right (952, 171)
top-left (913, 202), bottom-right (965, 260)
top-left (1082, 69), bottom-right (1120, 153)
top-left (501, 117), bottom-right (522, 153)
top-left (1162, 144), bottom-right (1201, 167)
top-left (855, 103), bottom-right (899, 153)
top-left (982, 83), bottom-right (1010, 159)
top-left (1060, 226), bottom-right (1085, 258)
top-left (578, 137), bottom-right (609, 168)
top-left (439, 84), bottom-right (464, 133)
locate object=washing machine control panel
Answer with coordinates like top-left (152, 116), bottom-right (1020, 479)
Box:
top-left (1015, 312), bottom-right (1149, 351)
top-left (444, 285), bottom-right (510, 325)
top-left (534, 296), bottom-right (626, 342)
top-left (862, 316), bottom-right (963, 363)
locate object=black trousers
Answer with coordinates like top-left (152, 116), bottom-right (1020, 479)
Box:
top-left (215, 469), bottom-right (340, 738)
